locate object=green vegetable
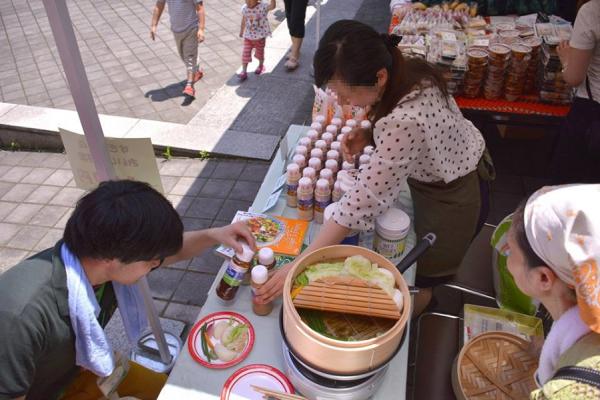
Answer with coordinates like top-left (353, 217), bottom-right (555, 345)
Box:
top-left (200, 324), bottom-right (212, 363)
top-left (342, 255), bottom-right (395, 295)
top-left (223, 323), bottom-right (248, 346)
top-left (294, 272), bottom-right (309, 287)
top-left (304, 262), bottom-right (344, 282)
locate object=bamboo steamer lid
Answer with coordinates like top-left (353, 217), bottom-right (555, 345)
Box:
top-left (454, 332), bottom-right (538, 400)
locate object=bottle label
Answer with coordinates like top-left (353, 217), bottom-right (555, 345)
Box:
top-left (297, 198), bottom-right (313, 210)
top-left (314, 198), bottom-right (330, 213)
top-left (222, 262), bottom-right (247, 287)
top-left (286, 183), bottom-right (298, 195)
top-left (374, 234), bottom-right (406, 259)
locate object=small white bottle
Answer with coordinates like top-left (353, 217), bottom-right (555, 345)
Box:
top-left (299, 137), bottom-right (312, 152)
top-left (337, 133), bottom-right (345, 143)
top-left (332, 181), bottom-right (343, 202)
top-left (327, 149), bottom-right (340, 164)
top-left (341, 126), bottom-right (353, 136)
top-left (321, 132), bottom-right (334, 148)
top-left (314, 115), bottom-right (326, 128)
top-left (363, 145), bottom-right (375, 156)
top-left (310, 148), bottom-right (323, 162)
top-left (315, 140), bottom-right (328, 158)
top-left (360, 120), bottom-right (372, 130)
top-left (297, 177), bottom-right (314, 221)
top-left (307, 129), bottom-right (320, 146)
top-left (292, 154), bottom-right (306, 170)
top-left (325, 124), bottom-right (338, 136)
top-left (286, 163), bottom-right (301, 208)
top-left (314, 179), bottom-right (331, 224)
top-left (331, 117), bottom-right (343, 129)
top-left (359, 154), bottom-right (371, 166)
top-left (330, 141), bottom-right (341, 153)
top-left (310, 122), bottom-right (323, 134)
top-left (325, 159), bottom-right (339, 176)
top-left (294, 145), bottom-right (308, 158)
top-left (345, 119), bottom-right (357, 128)
top-left (257, 247), bottom-right (276, 272)
top-left (308, 157), bottom-right (322, 174)
top-left (251, 265), bottom-right (273, 316)
top-left (320, 168), bottom-right (334, 187)
top-left (302, 166), bottom-right (316, 183)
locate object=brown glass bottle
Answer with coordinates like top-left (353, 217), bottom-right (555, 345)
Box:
top-left (216, 243), bottom-right (254, 301)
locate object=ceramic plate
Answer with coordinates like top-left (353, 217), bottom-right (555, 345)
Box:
top-left (221, 364), bottom-right (295, 400)
top-left (188, 311), bottom-right (254, 369)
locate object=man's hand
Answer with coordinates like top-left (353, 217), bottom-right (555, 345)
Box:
top-left (341, 127), bottom-right (373, 163)
top-left (254, 262), bottom-right (293, 303)
top-left (209, 221), bottom-right (255, 253)
top-left (197, 28), bottom-right (205, 43)
top-left (150, 25), bottom-right (158, 41)
top-left (557, 40), bottom-right (570, 68)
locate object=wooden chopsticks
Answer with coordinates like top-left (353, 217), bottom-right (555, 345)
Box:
top-left (251, 384), bottom-right (308, 400)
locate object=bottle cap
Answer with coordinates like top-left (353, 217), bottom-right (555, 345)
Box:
top-left (308, 157), bottom-right (322, 171)
top-left (326, 125), bottom-right (338, 135)
top-left (337, 134), bottom-right (345, 143)
top-left (307, 130), bottom-right (320, 142)
top-left (345, 119), bottom-right (357, 128)
top-left (359, 154), bottom-right (371, 165)
top-left (258, 247), bottom-right (275, 265)
top-left (320, 168), bottom-right (333, 181)
top-left (321, 132), bottom-right (334, 145)
top-left (235, 242), bottom-right (255, 263)
top-left (342, 161), bottom-right (355, 171)
top-left (325, 159), bottom-right (338, 172)
top-left (375, 208), bottom-right (411, 239)
top-left (331, 117), bottom-right (343, 128)
top-left (298, 177), bottom-right (313, 188)
top-left (299, 137), bottom-right (312, 149)
top-left (330, 142), bottom-right (341, 152)
top-left (251, 265), bottom-right (269, 285)
top-left (327, 150), bottom-right (339, 160)
top-left (363, 145), bottom-right (375, 156)
top-left (292, 154), bottom-right (306, 168)
top-left (360, 120), bottom-right (372, 130)
top-left (302, 167), bottom-right (316, 179)
top-left (316, 179), bottom-right (330, 191)
top-left (310, 148), bottom-right (323, 159)
top-left (315, 140), bottom-right (327, 150)
top-left (295, 145), bottom-right (308, 157)
top-left (310, 122), bottom-right (323, 133)
top-left (341, 126), bottom-right (352, 135)
top-left (287, 163), bottom-right (300, 175)
top-left (314, 115), bottom-right (326, 125)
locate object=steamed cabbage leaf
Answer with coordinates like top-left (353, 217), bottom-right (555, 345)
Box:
top-left (304, 262), bottom-right (344, 283)
top-left (342, 255), bottom-right (395, 295)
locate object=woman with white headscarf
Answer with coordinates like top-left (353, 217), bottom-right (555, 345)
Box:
top-left (507, 184), bottom-right (600, 399)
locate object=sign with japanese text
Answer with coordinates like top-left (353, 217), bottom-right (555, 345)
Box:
top-left (59, 128), bottom-right (164, 193)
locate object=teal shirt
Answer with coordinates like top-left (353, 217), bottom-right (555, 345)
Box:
top-left (0, 242), bottom-right (116, 400)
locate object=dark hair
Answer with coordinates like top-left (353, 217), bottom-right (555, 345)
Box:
top-left (313, 20), bottom-right (448, 123)
top-left (511, 200), bottom-right (545, 269)
top-left (63, 180), bottom-right (183, 263)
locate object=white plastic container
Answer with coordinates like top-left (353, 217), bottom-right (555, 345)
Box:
top-left (373, 208), bottom-right (411, 262)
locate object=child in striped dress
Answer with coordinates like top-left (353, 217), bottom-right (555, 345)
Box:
top-left (239, 0), bottom-right (276, 81)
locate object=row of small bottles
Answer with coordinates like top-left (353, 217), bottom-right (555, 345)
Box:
top-left (216, 244), bottom-right (277, 315)
top-left (286, 115), bottom-right (374, 223)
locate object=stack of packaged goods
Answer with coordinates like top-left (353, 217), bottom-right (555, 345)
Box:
top-left (504, 43), bottom-right (532, 101)
top-left (483, 44), bottom-right (511, 100)
top-left (463, 48), bottom-right (488, 98)
top-left (522, 36), bottom-right (543, 94)
top-left (536, 23), bottom-right (573, 105)
top-left (428, 29), bottom-right (467, 95)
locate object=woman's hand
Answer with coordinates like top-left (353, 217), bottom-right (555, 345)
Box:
top-left (341, 127), bottom-right (373, 163)
top-left (210, 221), bottom-right (256, 253)
top-left (254, 262), bottom-right (294, 303)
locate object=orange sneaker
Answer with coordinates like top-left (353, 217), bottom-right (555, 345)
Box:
top-left (183, 85), bottom-right (195, 97)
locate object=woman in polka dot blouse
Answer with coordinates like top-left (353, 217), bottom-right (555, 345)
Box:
top-left (256, 20), bottom-right (493, 314)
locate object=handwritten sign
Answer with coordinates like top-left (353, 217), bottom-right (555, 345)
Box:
top-left (59, 128), bottom-right (164, 193)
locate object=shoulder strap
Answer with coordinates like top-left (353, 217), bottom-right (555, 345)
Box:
top-left (586, 76), bottom-right (594, 102)
top-left (552, 366), bottom-right (600, 390)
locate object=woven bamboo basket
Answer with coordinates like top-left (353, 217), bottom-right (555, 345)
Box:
top-left (453, 332), bottom-right (538, 400)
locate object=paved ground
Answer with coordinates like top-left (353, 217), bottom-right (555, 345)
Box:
top-left (0, 149), bottom-right (269, 325)
top-left (0, 0), bottom-right (286, 124)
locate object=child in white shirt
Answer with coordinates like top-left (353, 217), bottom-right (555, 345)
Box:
top-left (239, 0), bottom-right (276, 81)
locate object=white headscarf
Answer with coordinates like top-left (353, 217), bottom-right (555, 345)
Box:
top-left (524, 184), bottom-right (600, 333)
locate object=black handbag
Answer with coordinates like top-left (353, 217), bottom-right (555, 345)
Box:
top-left (552, 365), bottom-right (600, 390)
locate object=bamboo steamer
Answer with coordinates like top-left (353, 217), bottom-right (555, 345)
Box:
top-left (453, 332), bottom-right (538, 400)
top-left (282, 245), bottom-right (411, 376)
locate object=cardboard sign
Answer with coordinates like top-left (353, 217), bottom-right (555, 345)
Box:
top-left (59, 128), bottom-right (164, 193)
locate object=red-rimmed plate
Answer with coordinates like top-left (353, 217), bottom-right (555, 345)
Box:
top-left (221, 364), bottom-right (295, 400)
top-left (188, 311), bottom-right (255, 369)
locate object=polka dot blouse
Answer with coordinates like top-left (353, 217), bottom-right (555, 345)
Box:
top-left (332, 85), bottom-right (485, 231)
